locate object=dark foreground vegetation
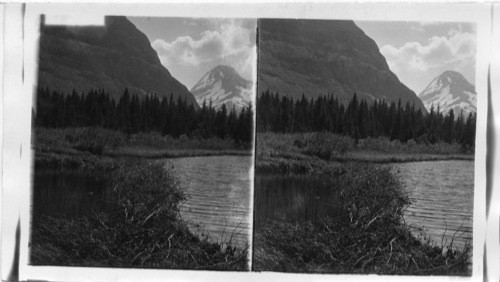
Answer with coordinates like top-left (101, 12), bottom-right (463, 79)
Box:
top-left (31, 89), bottom-right (253, 269)
top-left (257, 91), bottom-right (476, 151)
top-left (31, 159), bottom-right (248, 270)
top-left (253, 164), bottom-right (471, 275)
top-left (254, 131), bottom-right (472, 275)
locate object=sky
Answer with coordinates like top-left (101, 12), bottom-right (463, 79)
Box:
top-left (355, 21), bottom-right (476, 95)
top-left (128, 17), bottom-right (475, 95)
top-left (128, 17), bottom-right (257, 89)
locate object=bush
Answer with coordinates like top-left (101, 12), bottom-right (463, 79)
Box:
top-left (295, 132), bottom-right (355, 160)
top-left (128, 131), bottom-right (170, 148)
top-left (68, 127), bottom-right (126, 154)
top-left (357, 136), bottom-right (463, 155)
top-left (34, 127), bottom-right (126, 155)
top-left (406, 139), bottom-right (417, 147)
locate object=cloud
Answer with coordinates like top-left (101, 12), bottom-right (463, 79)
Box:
top-left (410, 25), bottom-right (425, 32)
top-left (418, 21), bottom-right (445, 27)
top-left (151, 19), bottom-right (255, 81)
top-left (380, 29), bottom-right (476, 80)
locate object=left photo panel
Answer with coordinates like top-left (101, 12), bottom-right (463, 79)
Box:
top-left (30, 15), bottom-right (256, 270)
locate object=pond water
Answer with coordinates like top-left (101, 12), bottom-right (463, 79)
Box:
top-left (254, 160), bottom-right (474, 250)
top-left (33, 157), bottom-right (473, 252)
top-left (393, 160), bottom-right (474, 251)
top-left (33, 156), bottom-right (253, 249)
top-left (253, 174), bottom-right (343, 231)
top-left (167, 156), bottom-right (253, 248)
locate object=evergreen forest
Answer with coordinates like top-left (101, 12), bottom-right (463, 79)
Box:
top-left (257, 90), bottom-right (476, 150)
top-left (34, 87), bottom-right (253, 144)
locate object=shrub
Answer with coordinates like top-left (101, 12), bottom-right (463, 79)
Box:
top-left (406, 139), bottom-right (417, 147)
top-left (296, 132), bottom-right (355, 160)
top-left (34, 128), bottom-right (68, 149)
top-left (34, 127), bottom-right (126, 155)
top-left (67, 127), bottom-right (126, 154)
top-left (128, 131), bottom-right (169, 148)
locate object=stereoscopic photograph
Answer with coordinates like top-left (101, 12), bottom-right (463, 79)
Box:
top-left (253, 18), bottom-right (476, 275)
top-left (2, 3), bottom-right (488, 281)
top-left (30, 15), bottom-right (256, 270)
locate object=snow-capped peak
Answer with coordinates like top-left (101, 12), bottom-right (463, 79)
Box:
top-left (190, 65), bottom-right (253, 111)
top-left (418, 71), bottom-right (476, 116)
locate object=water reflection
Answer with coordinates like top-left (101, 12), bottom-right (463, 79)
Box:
top-left (168, 156), bottom-right (252, 248)
top-left (32, 169), bottom-right (116, 221)
top-left (254, 160), bottom-right (474, 250)
top-left (254, 174), bottom-right (342, 231)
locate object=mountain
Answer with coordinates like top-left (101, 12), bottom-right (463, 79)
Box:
top-left (257, 19), bottom-right (426, 111)
top-left (190, 65), bottom-right (253, 110)
top-left (419, 71), bottom-right (476, 116)
top-left (37, 16), bottom-right (199, 108)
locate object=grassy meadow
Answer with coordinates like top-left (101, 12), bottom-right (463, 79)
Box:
top-left (256, 132), bottom-right (473, 174)
top-left (33, 127), bottom-right (252, 168)
top-left (254, 131), bottom-right (472, 275)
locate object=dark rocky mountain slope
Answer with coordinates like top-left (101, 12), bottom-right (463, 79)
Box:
top-left (38, 16), bottom-right (198, 107)
top-left (257, 19), bottom-right (426, 111)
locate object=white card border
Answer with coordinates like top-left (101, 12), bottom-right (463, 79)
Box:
top-left (1, 2), bottom-right (490, 282)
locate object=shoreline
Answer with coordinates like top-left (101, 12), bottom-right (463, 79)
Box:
top-left (330, 152), bottom-right (473, 163)
top-left (34, 146), bottom-right (252, 170)
top-left (31, 149), bottom-right (250, 270)
top-left (254, 153), bottom-right (473, 175)
top-left (252, 162), bottom-right (471, 275)
top-left (105, 147), bottom-right (252, 159)
top-left (253, 132), bottom-right (472, 275)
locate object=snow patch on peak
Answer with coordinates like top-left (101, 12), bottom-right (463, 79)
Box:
top-left (191, 73), bottom-right (215, 92)
top-left (419, 71), bottom-right (476, 116)
top-left (190, 65), bottom-right (254, 111)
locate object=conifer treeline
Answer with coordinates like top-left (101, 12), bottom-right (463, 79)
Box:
top-left (34, 87), bottom-right (253, 143)
top-left (257, 90), bottom-right (476, 149)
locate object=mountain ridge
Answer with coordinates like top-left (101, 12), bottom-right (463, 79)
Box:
top-left (37, 16), bottom-right (199, 108)
top-left (257, 19), bottom-right (426, 112)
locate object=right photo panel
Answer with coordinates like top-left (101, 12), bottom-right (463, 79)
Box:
top-left (253, 18), bottom-right (476, 275)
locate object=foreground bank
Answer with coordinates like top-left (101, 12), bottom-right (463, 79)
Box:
top-left (31, 127), bottom-right (250, 270)
top-left (253, 132), bottom-right (472, 275)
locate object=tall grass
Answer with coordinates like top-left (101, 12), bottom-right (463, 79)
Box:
top-left (253, 164), bottom-right (471, 275)
top-left (34, 127), bottom-right (126, 155)
top-left (128, 132), bottom-right (245, 150)
top-left (31, 161), bottom-right (248, 270)
top-left (256, 132), bottom-right (472, 170)
top-left (34, 127), bottom-right (251, 161)
top-left (255, 132), bottom-right (345, 175)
